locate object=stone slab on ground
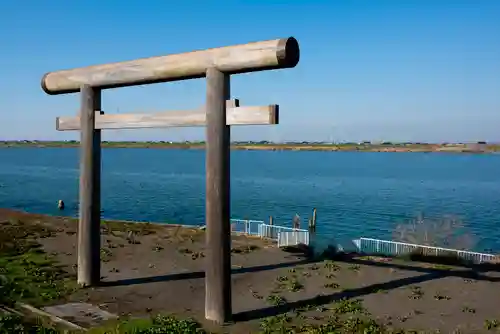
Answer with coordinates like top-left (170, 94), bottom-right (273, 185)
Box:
top-left (43, 302), bottom-right (118, 328)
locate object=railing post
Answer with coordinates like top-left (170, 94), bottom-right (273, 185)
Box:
top-left (205, 67), bottom-right (231, 324)
top-left (311, 208), bottom-right (317, 232)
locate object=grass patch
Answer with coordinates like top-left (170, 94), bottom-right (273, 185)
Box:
top-left (260, 314), bottom-right (292, 333)
top-left (0, 219), bottom-right (76, 307)
top-left (88, 314), bottom-right (206, 334)
top-left (260, 314), bottom-right (387, 334)
top-left (101, 220), bottom-right (157, 237)
top-left (0, 218), bottom-right (77, 332)
top-left (0, 313), bottom-right (58, 334)
top-left (332, 298), bottom-right (367, 315)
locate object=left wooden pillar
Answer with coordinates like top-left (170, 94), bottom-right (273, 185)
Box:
top-left (78, 84), bottom-right (102, 286)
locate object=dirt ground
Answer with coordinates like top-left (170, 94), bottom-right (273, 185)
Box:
top-left (2, 209), bottom-right (500, 333)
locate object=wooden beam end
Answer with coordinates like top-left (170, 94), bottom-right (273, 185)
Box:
top-left (269, 105), bottom-right (279, 125)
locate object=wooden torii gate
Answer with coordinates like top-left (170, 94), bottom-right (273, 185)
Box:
top-left (41, 37), bottom-right (300, 323)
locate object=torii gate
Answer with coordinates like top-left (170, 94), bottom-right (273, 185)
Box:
top-left (41, 37), bottom-right (300, 324)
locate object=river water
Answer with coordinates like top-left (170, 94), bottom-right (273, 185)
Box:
top-left (1, 148), bottom-right (499, 252)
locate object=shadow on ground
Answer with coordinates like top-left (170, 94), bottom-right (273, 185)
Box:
top-left (232, 251), bottom-right (500, 322)
top-left (100, 257), bottom-right (318, 287)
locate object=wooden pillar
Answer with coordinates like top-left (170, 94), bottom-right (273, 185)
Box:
top-left (77, 85), bottom-right (102, 286)
top-left (205, 68), bottom-right (231, 323)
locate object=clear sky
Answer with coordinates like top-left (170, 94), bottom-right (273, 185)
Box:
top-left (1, 0), bottom-right (499, 143)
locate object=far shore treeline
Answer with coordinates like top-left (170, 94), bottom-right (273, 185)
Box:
top-left (0, 140), bottom-right (498, 153)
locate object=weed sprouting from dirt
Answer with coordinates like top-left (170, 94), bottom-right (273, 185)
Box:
top-left (484, 319), bottom-right (500, 330)
top-left (324, 282), bottom-right (340, 289)
top-left (177, 247), bottom-right (205, 260)
top-left (276, 275), bottom-right (288, 283)
top-left (274, 274), bottom-right (304, 293)
top-left (100, 247), bottom-right (114, 262)
top-left (409, 286), bottom-right (424, 300)
top-left (288, 279), bottom-right (304, 292)
top-left (348, 264), bottom-right (361, 271)
top-left (323, 260), bottom-right (340, 271)
top-left (266, 294), bottom-right (287, 306)
top-left (462, 306), bottom-right (476, 313)
top-left (152, 244), bottom-right (164, 252)
top-left (231, 244), bottom-right (260, 254)
top-left (433, 292), bottom-right (451, 300)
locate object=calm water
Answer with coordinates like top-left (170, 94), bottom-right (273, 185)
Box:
top-left (1, 148), bottom-right (500, 252)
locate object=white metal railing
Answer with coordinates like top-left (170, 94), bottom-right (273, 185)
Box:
top-left (258, 223), bottom-right (309, 241)
top-left (221, 219), bottom-right (313, 248)
top-left (277, 231), bottom-right (310, 247)
top-left (354, 237), bottom-right (496, 264)
top-left (230, 219), bottom-right (264, 236)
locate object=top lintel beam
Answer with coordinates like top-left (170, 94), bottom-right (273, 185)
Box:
top-left (41, 37), bottom-right (300, 95)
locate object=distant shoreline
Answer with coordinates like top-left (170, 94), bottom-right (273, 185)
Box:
top-left (1, 140), bottom-right (498, 154)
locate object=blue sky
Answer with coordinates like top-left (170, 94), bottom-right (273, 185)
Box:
top-left (1, 0), bottom-right (499, 143)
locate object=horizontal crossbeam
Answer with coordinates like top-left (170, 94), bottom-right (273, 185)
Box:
top-left (56, 100), bottom-right (279, 131)
top-left (41, 37), bottom-right (299, 95)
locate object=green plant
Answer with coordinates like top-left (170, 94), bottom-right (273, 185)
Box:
top-left (332, 298), bottom-right (366, 315)
top-left (89, 314), bottom-right (206, 334)
top-left (266, 294), bottom-right (287, 306)
top-left (323, 260), bottom-right (340, 271)
top-left (288, 279), bottom-right (304, 292)
top-left (348, 264), bottom-right (360, 271)
top-left (484, 319), bottom-right (500, 330)
top-left (409, 286), bottom-right (424, 300)
top-left (433, 293), bottom-right (451, 300)
top-left (0, 314), bottom-right (58, 333)
top-left (461, 306), bottom-right (476, 313)
top-left (0, 220), bottom-right (75, 307)
top-left (324, 282), bottom-right (340, 289)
